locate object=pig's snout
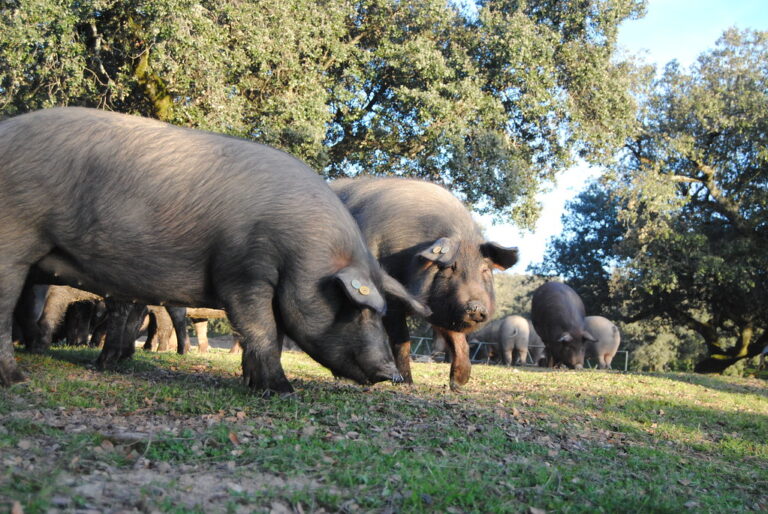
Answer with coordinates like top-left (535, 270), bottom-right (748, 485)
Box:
top-left (391, 372), bottom-right (404, 384)
top-left (574, 363), bottom-right (584, 370)
top-left (465, 301), bottom-right (488, 323)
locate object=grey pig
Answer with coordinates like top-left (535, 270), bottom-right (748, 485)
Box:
top-left (0, 107), bottom-right (428, 393)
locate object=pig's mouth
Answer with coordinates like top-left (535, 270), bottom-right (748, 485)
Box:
top-left (332, 359), bottom-right (402, 386)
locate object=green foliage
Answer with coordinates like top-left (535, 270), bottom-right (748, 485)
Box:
top-left (0, 0), bottom-right (644, 224)
top-left (533, 182), bottom-right (624, 316)
top-left (492, 272), bottom-right (548, 317)
top-left (540, 29), bottom-right (768, 373)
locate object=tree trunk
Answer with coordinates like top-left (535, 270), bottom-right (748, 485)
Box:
top-left (694, 324), bottom-right (766, 373)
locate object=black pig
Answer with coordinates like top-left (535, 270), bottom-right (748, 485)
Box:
top-left (0, 107), bottom-right (428, 393)
top-left (332, 177), bottom-right (518, 390)
top-left (530, 282), bottom-right (596, 369)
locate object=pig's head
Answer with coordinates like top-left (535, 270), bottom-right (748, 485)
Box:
top-left (408, 237), bottom-right (518, 333)
top-left (282, 263), bottom-right (430, 385)
top-left (548, 330), bottom-right (596, 369)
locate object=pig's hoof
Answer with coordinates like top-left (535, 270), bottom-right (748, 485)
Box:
top-left (95, 351), bottom-right (120, 370)
top-left (244, 375), bottom-right (294, 396)
top-left (449, 379), bottom-right (463, 392)
top-left (0, 360), bottom-right (26, 387)
top-left (23, 344), bottom-right (48, 354)
top-left (256, 385), bottom-right (295, 399)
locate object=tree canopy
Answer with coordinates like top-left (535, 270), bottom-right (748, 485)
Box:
top-left (0, 0), bottom-right (644, 226)
top-left (539, 29), bottom-right (768, 372)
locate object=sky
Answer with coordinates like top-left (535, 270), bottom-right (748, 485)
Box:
top-left (479, 0), bottom-right (768, 273)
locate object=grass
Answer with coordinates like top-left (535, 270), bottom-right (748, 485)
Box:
top-left (1, 346), bottom-right (767, 513)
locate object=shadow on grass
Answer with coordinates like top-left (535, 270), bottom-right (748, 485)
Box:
top-left (644, 371), bottom-right (768, 398)
top-left (39, 347), bottom-right (245, 393)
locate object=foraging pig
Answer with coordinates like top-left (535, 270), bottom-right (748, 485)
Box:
top-left (0, 107), bottom-right (428, 393)
top-left (584, 316), bottom-right (621, 369)
top-left (332, 177), bottom-right (519, 390)
top-left (33, 286), bottom-right (102, 350)
top-left (531, 282), bottom-right (595, 369)
top-left (469, 315), bottom-right (530, 366)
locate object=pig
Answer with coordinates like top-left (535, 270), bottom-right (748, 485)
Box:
top-left (469, 315), bottom-right (530, 366)
top-left (332, 177), bottom-right (519, 390)
top-left (32, 286), bottom-right (102, 350)
top-left (527, 320), bottom-right (545, 365)
top-left (142, 306), bottom-right (190, 353)
top-left (0, 107), bottom-right (428, 393)
top-left (531, 282), bottom-right (596, 369)
top-left (185, 307), bottom-right (229, 353)
top-left (584, 316), bottom-right (621, 369)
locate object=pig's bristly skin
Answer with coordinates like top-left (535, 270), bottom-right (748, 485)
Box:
top-left (0, 107), bottom-right (425, 392)
top-left (332, 177), bottom-right (519, 390)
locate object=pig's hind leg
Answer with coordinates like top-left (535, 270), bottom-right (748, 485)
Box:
top-left (0, 263), bottom-right (34, 386)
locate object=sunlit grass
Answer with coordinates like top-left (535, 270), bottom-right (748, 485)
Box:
top-left (1, 346), bottom-right (766, 512)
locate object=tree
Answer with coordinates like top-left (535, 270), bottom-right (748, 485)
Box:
top-left (540, 29), bottom-right (768, 373)
top-left (0, 0), bottom-right (644, 226)
top-left (533, 182), bottom-right (624, 316)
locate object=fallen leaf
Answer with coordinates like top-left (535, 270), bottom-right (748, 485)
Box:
top-left (301, 425), bottom-right (317, 438)
top-left (228, 431), bottom-right (240, 446)
top-left (11, 501), bottom-right (23, 514)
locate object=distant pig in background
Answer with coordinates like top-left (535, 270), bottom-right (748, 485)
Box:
top-left (333, 177), bottom-right (519, 390)
top-left (469, 314), bottom-right (531, 366)
top-left (531, 281), bottom-right (596, 369)
top-left (0, 108), bottom-right (428, 393)
top-left (584, 316), bottom-right (621, 369)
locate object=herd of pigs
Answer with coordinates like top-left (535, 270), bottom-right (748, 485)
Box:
top-left (0, 107), bottom-right (620, 395)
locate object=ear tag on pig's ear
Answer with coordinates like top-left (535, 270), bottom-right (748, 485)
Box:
top-left (335, 267), bottom-right (386, 313)
top-left (420, 237), bottom-right (457, 265)
top-left (349, 279), bottom-right (370, 296)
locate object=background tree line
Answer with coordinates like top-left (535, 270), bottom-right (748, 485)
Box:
top-left (536, 29), bottom-right (768, 374)
top-left (1, 0), bottom-right (643, 226)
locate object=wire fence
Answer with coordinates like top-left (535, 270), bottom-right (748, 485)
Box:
top-left (410, 336), bottom-right (629, 370)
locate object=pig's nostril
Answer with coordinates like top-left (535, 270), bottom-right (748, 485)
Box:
top-left (465, 302), bottom-right (488, 323)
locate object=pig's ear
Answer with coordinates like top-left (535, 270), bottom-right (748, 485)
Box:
top-left (480, 242), bottom-right (519, 270)
top-left (379, 271), bottom-right (432, 318)
top-left (582, 330), bottom-right (597, 343)
top-left (418, 237), bottom-right (458, 266)
top-left (557, 332), bottom-right (574, 343)
top-left (334, 267), bottom-right (387, 314)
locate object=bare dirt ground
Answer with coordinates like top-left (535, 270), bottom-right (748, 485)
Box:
top-left (3, 403), bottom-right (329, 513)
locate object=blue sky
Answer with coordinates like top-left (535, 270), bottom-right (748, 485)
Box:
top-left (481, 0), bottom-right (768, 272)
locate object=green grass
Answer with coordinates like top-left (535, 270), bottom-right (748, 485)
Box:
top-left (1, 347), bottom-right (767, 513)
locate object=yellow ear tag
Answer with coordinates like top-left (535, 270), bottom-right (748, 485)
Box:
top-left (432, 246), bottom-right (442, 254)
top-left (358, 285), bottom-right (370, 296)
